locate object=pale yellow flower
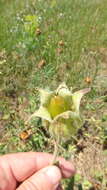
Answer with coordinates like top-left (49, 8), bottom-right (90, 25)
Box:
top-left (28, 83), bottom-right (90, 141)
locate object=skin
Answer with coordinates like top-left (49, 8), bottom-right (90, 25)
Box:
top-left (0, 152), bottom-right (75, 190)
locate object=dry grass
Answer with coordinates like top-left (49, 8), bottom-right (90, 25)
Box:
top-left (74, 136), bottom-right (107, 189)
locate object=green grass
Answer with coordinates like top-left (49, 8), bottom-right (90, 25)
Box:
top-left (1, 0), bottom-right (107, 92)
top-left (0, 0), bottom-right (107, 189)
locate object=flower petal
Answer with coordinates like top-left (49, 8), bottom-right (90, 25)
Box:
top-left (72, 88), bottom-right (91, 113)
top-left (47, 95), bottom-right (71, 119)
top-left (26, 106), bottom-right (52, 123)
top-left (53, 110), bottom-right (81, 122)
top-left (50, 111), bottom-right (82, 141)
top-left (38, 88), bottom-right (53, 106)
top-left (56, 82), bottom-right (72, 97)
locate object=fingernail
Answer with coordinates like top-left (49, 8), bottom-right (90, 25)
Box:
top-left (44, 166), bottom-right (62, 186)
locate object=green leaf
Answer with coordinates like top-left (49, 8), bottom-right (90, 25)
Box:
top-left (24, 15), bottom-right (39, 34)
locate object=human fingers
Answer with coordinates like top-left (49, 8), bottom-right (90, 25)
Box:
top-left (2, 152), bottom-right (75, 181)
top-left (17, 165), bottom-right (62, 190)
top-left (0, 152), bottom-right (75, 190)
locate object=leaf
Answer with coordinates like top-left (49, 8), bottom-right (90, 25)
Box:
top-left (24, 15), bottom-right (38, 34)
top-left (25, 15), bottom-right (37, 23)
top-left (51, 0), bottom-right (57, 8)
top-left (82, 180), bottom-right (92, 189)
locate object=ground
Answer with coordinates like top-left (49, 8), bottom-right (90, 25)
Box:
top-left (0, 0), bottom-right (107, 189)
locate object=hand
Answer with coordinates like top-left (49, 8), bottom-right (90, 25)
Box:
top-left (0, 152), bottom-right (75, 190)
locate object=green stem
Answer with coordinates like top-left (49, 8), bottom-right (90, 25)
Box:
top-left (51, 135), bottom-right (60, 165)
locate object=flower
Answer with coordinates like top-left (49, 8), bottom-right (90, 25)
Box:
top-left (28, 83), bottom-right (90, 141)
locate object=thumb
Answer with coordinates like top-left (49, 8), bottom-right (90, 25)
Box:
top-left (17, 166), bottom-right (62, 190)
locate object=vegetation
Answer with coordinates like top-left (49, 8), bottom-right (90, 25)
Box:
top-left (0, 0), bottom-right (107, 189)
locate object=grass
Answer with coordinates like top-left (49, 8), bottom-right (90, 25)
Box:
top-left (0, 0), bottom-right (107, 189)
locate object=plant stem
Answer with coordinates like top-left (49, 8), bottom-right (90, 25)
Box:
top-left (51, 135), bottom-right (60, 165)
